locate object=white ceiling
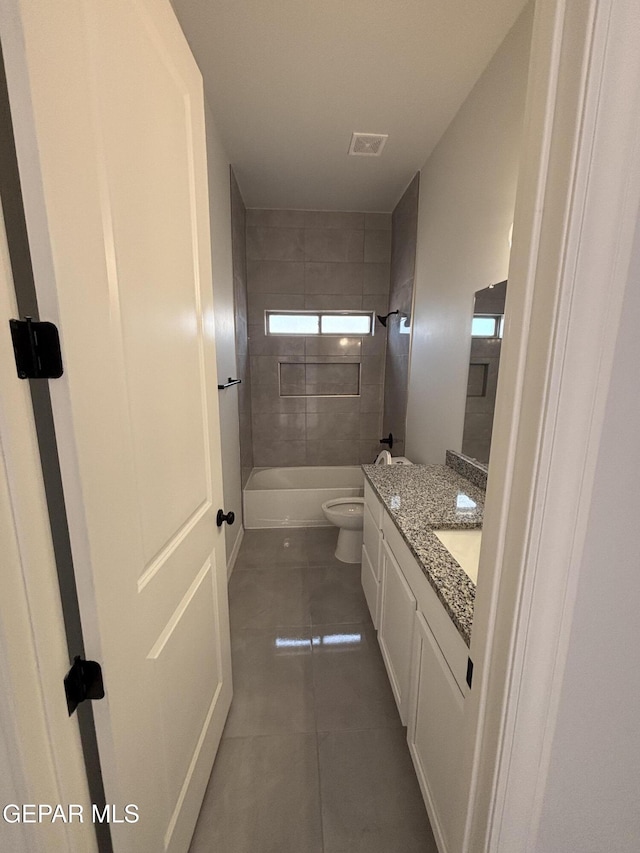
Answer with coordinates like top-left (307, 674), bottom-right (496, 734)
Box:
top-left (171, 0), bottom-right (529, 212)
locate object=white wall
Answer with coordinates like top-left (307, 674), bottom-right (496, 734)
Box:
top-left (204, 104), bottom-right (243, 565)
top-left (405, 5), bottom-right (533, 464)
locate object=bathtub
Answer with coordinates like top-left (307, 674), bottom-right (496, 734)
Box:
top-left (243, 466), bottom-right (364, 529)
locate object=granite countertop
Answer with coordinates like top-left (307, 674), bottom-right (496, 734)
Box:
top-left (362, 463), bottom-right (486, 646)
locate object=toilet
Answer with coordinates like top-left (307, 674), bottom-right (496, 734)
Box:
top-left (321, 498), bottom-right (365, 564)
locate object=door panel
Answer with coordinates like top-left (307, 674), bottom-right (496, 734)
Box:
top-left (408, 611), bottom-right (464, 853)
top-left (89, 0), bottom-right (211, 561)
top-left (1, 1), bottom-right (232, 851)
top-left (378, 540), bottom-right (416, 723)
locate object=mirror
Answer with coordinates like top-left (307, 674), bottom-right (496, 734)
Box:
top-left (461, 280), bottom-right (507, 465)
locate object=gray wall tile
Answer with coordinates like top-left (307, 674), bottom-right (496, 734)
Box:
top-left (306, 412), bottom-right (360, 441)
top-left (279, 363), bottom-right (307, 396)
top-left (247, 227), bottom-right (305, 261)
top-left (248, 326), bottom-right (305, 356)
top-left (364, 294), bottom-right (390, 316)
top-left (252, 413), bottom-right (306, 442)
top-left (359, 440), bottom-right (384, 464)
top-left (304, 211), bottom-right (364, 230)
top-left (252, 382), bottom-right (306, 414)
top-left (305, 396), bottom-right (361, 414)
top-left (362, 330), bottom-right (386, 354)
top-left (304, 229), bottom-right (364, 263)
top-left (248, 292), bottom-right (305, 325)
top-left (304, 262), bottom-right (364, 295)
top-left (305, 337), bottom-right (362, 357)
top-left (304, 294), bottom-right (363, 311)
top-left (361, 354), bottom-right (384, 385)
top-left (382, 172), bottom-right (420, 449)
top-left (246, 209), bottom-right (306, 228)
top-left (247, 260), bottom-right (305, 293)
top-left (305, 362), bottom-right (360, 395)
top-left (245, 208), bottom-right (387, 468)
top-left (360, 384), bottom-right (384, 412)
top-left (363, 264), bottom-right (391, 294)
top-left (253, 440), bottom-right (307, 467)
top-left (474, 279), bottom-right (507, 313)
top-left (306, 440), bottom-right (359, 465)
top-left (359, 411), bottom-right (382, 440)
top-left (364, 229), bottom-right (392, 263)
top-left (390, 236), bottom-right (416, 292)
top-left (365, 212), bottom-right (392, 231)
top-left (230, 168), bottom-right (254, 481)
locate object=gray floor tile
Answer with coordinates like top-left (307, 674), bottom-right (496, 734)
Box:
top-left (318, 728), bottom-right (437, 853)
top-left (229, 566), bottom-right (311, 630)
top-left (234, 528), bottom-right (309, 571)
top-left (224, 627), bottom-right (315, 737)
top-left (312, 622), bottom-right (401, 732)
top-left (308, 565), bottom-right (371, 625)
top-left (305, 526), bottom-right (343, 566)
top-left (189, 733), bottom-right (323, 853)
top-left (192, 526), bottom-right (438, 852)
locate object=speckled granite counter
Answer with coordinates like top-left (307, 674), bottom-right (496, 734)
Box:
top-left (362, 464), bottom-right (486, 646)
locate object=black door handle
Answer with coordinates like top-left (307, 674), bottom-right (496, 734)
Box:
top-left (379, 433), bottom-right (394, 449)
top-left (217, 509), bottom-right (235, 527)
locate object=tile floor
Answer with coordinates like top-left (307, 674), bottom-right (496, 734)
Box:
top-left (189, 527), bottom-right (437, 853)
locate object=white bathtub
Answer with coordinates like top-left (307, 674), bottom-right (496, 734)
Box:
top-left (243, 466), bottom-right (364, 529)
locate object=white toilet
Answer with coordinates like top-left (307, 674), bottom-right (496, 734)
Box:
top-left (321, 498), bottom-right (365, 564)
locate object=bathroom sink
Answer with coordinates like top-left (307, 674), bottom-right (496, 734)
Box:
top-left (432, 529), bottom-right (482, 584)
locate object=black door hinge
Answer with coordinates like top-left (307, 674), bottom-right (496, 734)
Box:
top-left (466, 657), bottom-right (474, 689)
top-left (64, 656), bottom-right (105, 716)
top-left (10, 317), bottom-right (63, 379)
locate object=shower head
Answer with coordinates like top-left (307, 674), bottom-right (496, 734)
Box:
top-left (376, 310), bottom-right (399, 328)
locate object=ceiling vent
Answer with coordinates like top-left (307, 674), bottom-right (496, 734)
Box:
top-left (348, 132), bottom-right (388, 157)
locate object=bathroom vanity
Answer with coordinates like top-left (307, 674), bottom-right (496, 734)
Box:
top-left (361, 457), bottom-right (485, 853)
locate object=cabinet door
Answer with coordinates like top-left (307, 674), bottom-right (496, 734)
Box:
top-left (361, 544), bottom-right (380, 628)
top-left (408, 611), bottom-right (464, 853)
top-left (362, 500), bottom-right (382, 627)
top-left (363, 501), bottom-right (381, 577)
top-left (378, 540), bottom-right (416, 723)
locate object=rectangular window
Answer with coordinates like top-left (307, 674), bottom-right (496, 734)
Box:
top-left (267, 313), bottom-right (320, 335)
top-left (320, 314), bottom-right (371, 335)
top-left (471, 315), bottom-right (503, 338)
top-left (266, 310), bottom-right (373, 336)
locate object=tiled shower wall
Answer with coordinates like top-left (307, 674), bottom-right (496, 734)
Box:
top-left (246, 209), bottom-right (392, 466)
top-left (382, 173), bottom-right (420, 452)
top-left (229, 169), bottom-right (254, 486)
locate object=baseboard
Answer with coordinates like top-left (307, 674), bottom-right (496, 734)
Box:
top-left (227, 524), bottom-right (244, 580)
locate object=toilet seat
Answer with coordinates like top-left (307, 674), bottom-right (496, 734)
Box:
top-left (322, 498), bottom-right (364, 529)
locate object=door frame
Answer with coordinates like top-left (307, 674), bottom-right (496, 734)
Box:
top-left (462, 0), bottom-right (640, 849)
top-left (0, 198), bottom-right (98, 853)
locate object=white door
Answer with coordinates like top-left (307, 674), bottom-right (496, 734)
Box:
top-left (1, 1), bottom-right (232, 851)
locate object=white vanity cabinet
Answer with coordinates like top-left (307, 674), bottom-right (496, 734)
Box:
top-left (362, 479), bottom-right (471, 853)
top-left (361, 481), bottom-right (384, 627)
